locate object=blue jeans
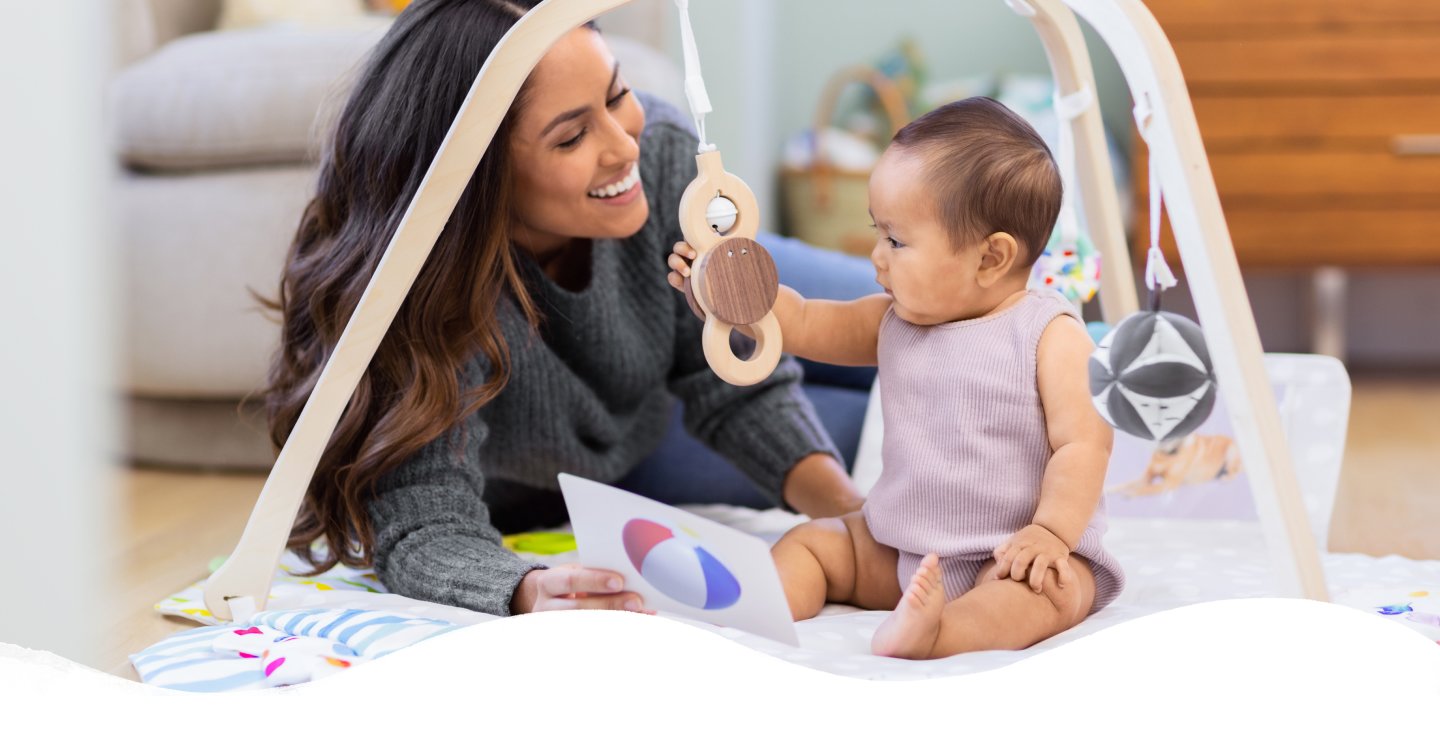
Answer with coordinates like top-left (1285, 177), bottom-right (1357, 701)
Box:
top-left (617, 233), bottom-right (882, 508)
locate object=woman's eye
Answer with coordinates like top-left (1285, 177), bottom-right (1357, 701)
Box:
top-left (607, 87), bottom-right (632, 108)
top-left (557, 128), bottom-right (587, 149)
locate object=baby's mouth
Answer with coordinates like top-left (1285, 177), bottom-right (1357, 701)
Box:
top-left (587, 164), bottom-right (641, 199)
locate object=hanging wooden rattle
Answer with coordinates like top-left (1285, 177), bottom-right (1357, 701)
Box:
top-left (673, 0), bottom-right (782, 386)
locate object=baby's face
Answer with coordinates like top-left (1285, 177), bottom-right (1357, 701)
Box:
top-left (867, 148), bottom-right (988, 325)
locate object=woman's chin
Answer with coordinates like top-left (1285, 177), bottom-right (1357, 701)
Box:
top-left (594, 195), bottom-right (649, 240)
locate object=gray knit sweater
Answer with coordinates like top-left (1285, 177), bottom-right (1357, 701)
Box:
top-left (367, 94), bottom-right (839, 616)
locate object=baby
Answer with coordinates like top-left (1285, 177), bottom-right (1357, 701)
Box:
top-left (668, 97), bottom-right (1124, 659)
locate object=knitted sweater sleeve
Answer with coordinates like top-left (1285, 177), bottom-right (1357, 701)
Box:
top-left (367, 385), bottom-right (543, 616)
top-left (645, 117), bottom-right (842, 505)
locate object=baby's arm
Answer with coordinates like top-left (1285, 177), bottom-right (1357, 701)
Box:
top-left (668, 241), bottom-right (889, 367)
top-left (1031, 315), bottom-right (1114, 549)
top-left (993, 315), bottom-right (1113, 592)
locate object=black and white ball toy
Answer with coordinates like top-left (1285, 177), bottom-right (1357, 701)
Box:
top-left (1089, 310), bottom-right (1216, 441)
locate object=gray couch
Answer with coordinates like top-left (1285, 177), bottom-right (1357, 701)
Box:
top-left (112, 0), bottom-right (683, 469)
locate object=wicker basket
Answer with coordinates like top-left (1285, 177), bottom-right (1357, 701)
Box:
top-left (780, 66), bottom-right (910, 257)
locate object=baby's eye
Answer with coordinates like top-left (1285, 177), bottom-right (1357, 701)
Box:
top-left (887, 237), bottom-right (904, 249)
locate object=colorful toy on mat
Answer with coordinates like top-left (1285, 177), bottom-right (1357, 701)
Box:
top-left (1029, 228), bottom-right (1101, 305)
top-left (213, 627), bottom-right (358, 688)
top-left (502, 531), bottom-right (577, 555)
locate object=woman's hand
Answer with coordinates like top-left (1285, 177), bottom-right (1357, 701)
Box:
top-left (990, 524), bottom-right (1077, 594)
top-left (510, 565), bottom-right (652, 615)
top-left (667, 240), bottom-right (697, 292)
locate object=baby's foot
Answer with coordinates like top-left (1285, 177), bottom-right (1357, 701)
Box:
top-left (872, 553), bottom-right (946, 659)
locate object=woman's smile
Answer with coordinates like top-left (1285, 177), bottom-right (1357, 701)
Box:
top-left (587, 163), bottom-right (643, 206)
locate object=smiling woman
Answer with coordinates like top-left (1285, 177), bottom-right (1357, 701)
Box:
top-left (509, 32), bottom-right (651, 274)
top-left (261, 0), bottom-right (863, 620)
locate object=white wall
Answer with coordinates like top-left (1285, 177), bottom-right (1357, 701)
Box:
top-left (0, 1), bottom-right (117, 665)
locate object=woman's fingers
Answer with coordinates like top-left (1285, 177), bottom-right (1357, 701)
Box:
top-left (540, 591), bottom-right (649, 613)
top-left (667, 271), bottom-right (685, 291)
top-left (672, 240), bottom-right (696, 259)
top-left (532, 567), bottom-right (651, 613)
top-left (539, 565), bottom-right (624, 598)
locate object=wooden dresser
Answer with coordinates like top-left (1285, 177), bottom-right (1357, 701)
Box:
top-left (1134, 0), bottom-right (1440, 268)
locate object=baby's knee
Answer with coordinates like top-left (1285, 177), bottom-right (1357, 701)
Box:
top-left (781, 516), bottom-right (845, 546)
top-left (773, 516), bottom-right (852, 563)
top-left (1042, 561), bottom-right (1095, 624)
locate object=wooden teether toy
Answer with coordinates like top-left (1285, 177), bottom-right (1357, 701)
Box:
top-left (673, 0), bottom-right (783, 386)
top-left (677, 153), bottom-right (782, 385)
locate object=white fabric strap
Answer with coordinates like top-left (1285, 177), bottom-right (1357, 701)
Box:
top-left (1133, 93), bottom-right (1177, 292)
top-left (674, 0), bottom-right (716, 153)
top-left (1004, 0), bottom-right (1037, 17)
top-left (1052, 87), bottom-right (1093, 247)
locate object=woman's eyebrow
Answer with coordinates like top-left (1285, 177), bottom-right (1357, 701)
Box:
top-left (539, 62), bottom-right (622, 138)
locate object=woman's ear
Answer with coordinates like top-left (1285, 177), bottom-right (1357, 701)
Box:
top-left (975, 232), bottom-right (1021, 287)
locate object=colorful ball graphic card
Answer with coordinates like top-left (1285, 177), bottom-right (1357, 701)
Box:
top-left (558, 473), bottom-right (799, 646)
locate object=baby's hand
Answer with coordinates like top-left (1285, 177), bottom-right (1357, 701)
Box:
top-left (991, 524), bottom-right (1077, 594)
top-left (667, 241), bottom-right (697, 292)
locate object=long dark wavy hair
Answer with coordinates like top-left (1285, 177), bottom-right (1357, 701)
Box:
top-left (263, 0), bottom-right (565, 574)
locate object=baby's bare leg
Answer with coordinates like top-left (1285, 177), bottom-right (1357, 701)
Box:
top-left (929, 556), bottom-right (1097, 658)
top-left (770, 511), bottom-right (901, 620)
top-left (874, 555), bottom-right (1098, 659)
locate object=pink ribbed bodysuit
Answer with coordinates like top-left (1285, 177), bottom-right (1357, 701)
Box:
top-left (862, 289), bottom-right (1125, 613)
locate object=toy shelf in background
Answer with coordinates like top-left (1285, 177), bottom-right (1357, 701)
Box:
top-left (201, 0), bottom-right (1327, 623)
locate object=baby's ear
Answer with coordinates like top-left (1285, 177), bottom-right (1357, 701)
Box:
top-left (976, 232), bottom-right (1021, 286)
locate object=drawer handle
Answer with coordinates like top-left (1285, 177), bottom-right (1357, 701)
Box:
top-left (1392, 135), bottom-right (1440, 156)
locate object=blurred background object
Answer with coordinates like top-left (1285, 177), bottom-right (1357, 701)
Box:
top-left (1, 0), bottom-right (116, 667)
top-left (1135, 0), bottom-right (1440, 362)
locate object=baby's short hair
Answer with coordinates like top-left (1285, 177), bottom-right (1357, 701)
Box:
top-left (890, 96), bottom-right (1061, 268)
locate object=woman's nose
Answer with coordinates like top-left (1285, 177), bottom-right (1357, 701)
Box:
top-left (598, 113), bottom-right (640, 168)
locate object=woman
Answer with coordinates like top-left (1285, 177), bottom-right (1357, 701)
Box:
top-left (265, 0), bottom-right (866, 618)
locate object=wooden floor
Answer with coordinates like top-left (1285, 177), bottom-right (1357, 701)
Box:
top-left (105, 470), bottom-right (264, 679)
top-left (102, 373), bottom-right (1440, 679)
top-left (1328, 374), bottom-right (1440, 558)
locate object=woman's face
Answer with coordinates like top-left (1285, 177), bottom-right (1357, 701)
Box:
top-left (509, 29), bottom-right (648, 257)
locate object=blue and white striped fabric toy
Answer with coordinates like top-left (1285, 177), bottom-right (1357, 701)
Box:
top-left (129, 608), bottom-right (459, 692)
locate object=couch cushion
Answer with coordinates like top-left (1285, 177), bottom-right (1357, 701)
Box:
top-left (111, 25), bottom-right (386, 170)
top-left (119, 165), bottom-right (318, 398)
